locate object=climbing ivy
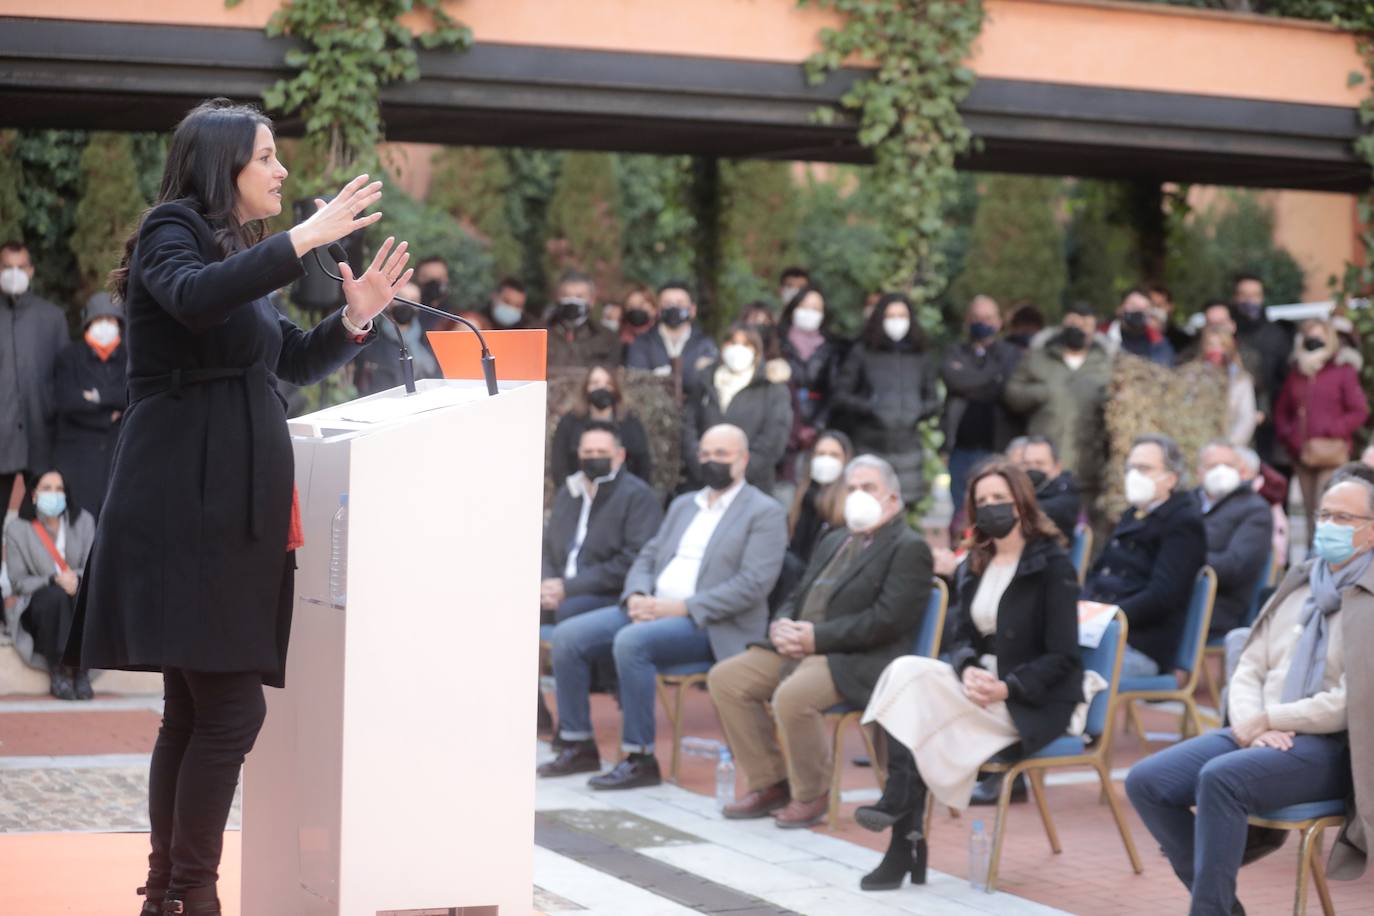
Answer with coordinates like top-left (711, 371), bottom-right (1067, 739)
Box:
top-left (228, 0), bottom-right (471, 191)
top-left (800, 0), bottom-right (985, 335)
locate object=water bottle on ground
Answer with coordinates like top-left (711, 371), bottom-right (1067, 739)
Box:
top-left (715, 749), bottom-right (736, 812)
top-left (969, 819), bottom-right (991, 892)
top-left (329, 494), bottom-right (348, 606)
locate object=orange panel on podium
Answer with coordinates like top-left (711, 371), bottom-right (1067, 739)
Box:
top-left (427, 328), bottom-right (548, 381)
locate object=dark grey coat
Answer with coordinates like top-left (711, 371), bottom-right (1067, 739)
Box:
top-left (1195, 485), bottom-right (1273, 635)
top-left (0, 291), bottom-right (68, 475)
top-left (542, 470), bottom-right (664, 599)
top-left (67, 201), bottom-right (373, 686)
top-left (939, 338), bottom-right (1024, 454)
top-left (51, 340), bottom-right (127, 516)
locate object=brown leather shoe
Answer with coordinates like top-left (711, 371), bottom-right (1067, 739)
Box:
top-left (773, 793), bottom-right (829, 829)
top-left (722, 781), bottom-right (790, 820)
top-left (538, 740), bottom-right (601, 778)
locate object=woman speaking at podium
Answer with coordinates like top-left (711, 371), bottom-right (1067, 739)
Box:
top-left (64, 99), bottom-right (414, 916)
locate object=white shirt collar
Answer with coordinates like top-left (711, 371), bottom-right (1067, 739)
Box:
top-left (694, 478), bottom-right (745, 512)
top-left (566, 467), bottom-right (619, 498)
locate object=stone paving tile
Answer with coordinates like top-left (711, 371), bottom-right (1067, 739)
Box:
top-left (533, 886), bottom-right (583, 912)
top-left (0, 765), bottom-right (240, 833)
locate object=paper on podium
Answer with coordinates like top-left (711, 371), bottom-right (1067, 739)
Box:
top-left (333, 385), bottom-right (485, 423)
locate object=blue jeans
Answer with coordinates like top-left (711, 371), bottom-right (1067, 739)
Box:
top-left (555, 593), bottom-right (618, 624)
top-left (1125, 728), bottom-right (1351, 916)
top-left (550, 604), bottom-right (714, 754)
top-left (1120, 644), bottom-right (1161, 679)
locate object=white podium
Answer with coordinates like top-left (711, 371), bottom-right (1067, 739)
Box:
top-left (242, 378), bottom-right (545, 916)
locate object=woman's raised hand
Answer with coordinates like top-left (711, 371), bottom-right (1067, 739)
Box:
top-left (339, 237), bottom-right (413, 328)
top-left (288, 174), bottom-right (385, 257)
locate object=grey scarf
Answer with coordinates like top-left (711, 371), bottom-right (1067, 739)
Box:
top-left (1281, 552), bottom-right (1372, 702)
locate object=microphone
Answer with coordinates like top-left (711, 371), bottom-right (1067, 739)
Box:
top-left (314, 243), bottom-right (500, 397)
top-left (312, 246), bottom-right (416, 395)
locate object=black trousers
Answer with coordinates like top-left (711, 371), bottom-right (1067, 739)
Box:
top-left (148, 668), bottom-right (267, 893)
top-left (21, 583), bottom-right (76, 671)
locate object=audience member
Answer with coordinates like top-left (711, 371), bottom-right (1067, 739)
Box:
top-left (682, 326), bottom-right (792, 493)
top-left (353, 280), bottom-right (443, 396)
top-left (787, 431), bottom-right (854, 565)
top-left (1081, 434), bottom-right (1206, 678)
top-left (832, 293), bottom-right (940, 504)
top-left (1148, 284), bottom-right (1193, 356)
top-left (598, 301), bottom-right (622, 337)
top-left (1110, 288), bottom-right (1174, 366)
top-left (1232, 275), bottom-right (1294, 477)
top-left (940, 294), bottom-right (1024, 525)
top-left (708, 454), bottom-right (933, 828)
top-left (0, 240), bottom-right (68, 504)
top-left (1005, 303), bottom-right (1113, 518)
top-left (542, 424), bottom-right (663, 623)
top-left (1195, 440), bottom-right (1274, 636)
top-left (779, 286), bottom-right (844, 473)
top-left (538, 424), bottom-right (786, 788)
top-left (51, 293), bottom-right (127, 517)
top-left (413, 256), bottom-right (453, 331)
top-left (549, 365), bottom-right (653, 487)
top-left (1193, 298), bottom-right (1264, 382)
top-left (1004, 302), bottom-right (1045, 350)
top-left (738, 300), bottom-right (783, 362)
top-left (3, 469), bottom-right (96, 700)
top-left (625, 281), bottom-right (719, 400)
top-left (857, 461), bottom-right (1079, 891)
top-left (546, 270), bottom-right (622, 369)
top-left (1194, 325), bottom-right (1259, 448)
top-left (1127, 475), bottom-right (1370, 916)
top-left (778, 265), bottom-right (810, 308)
top-left (482, 276), bottom-right (533, 330)
top-left (1276, 316), bottom-right (1370, 541)
top-left (1240, 445), bottom-right (1290, 568)
top-left (1014, 435), bottom-right (1080, 541)
top-left (619, 284), bottom-right (657, 349)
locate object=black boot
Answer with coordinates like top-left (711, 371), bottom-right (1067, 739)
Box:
top-left (969, 772), bottom-right (1026, 806)
top-left (859, 810), bottom-right (929, 891)
top-left (136, 883), bottom-right (166, 915)
top-left (855, 737), bottom-right (916, 832)
top-left (163, 885), bottom-right (220, 914)
top-left (73, 668), bottom-right (94, 701)
top-left (49, 666), bottom-right (77, 701)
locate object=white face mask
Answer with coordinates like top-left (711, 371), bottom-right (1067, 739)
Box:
top-left (1202, 464), bottom-right (1241, 500)
top-left (882, 317), bottom-right (910, 342)
top-left (601, 318), bottom-right (620, 334)
top-left (721, 343), bottom-right (756, 374)
top-left (844, 489), bottom-right (885, 532)
top-left (0, 266), bottom-right (30, 298)
top-left (791, 307), bottom-right (823, 333)
top-left (1124, 469), bottom-right (1159, 508)
top-left (87, 319), bottom-right (120, 346)
top-left (810, 454), bottom-right (843, 486)
top-left (492, 302), bottom-right (523, 327)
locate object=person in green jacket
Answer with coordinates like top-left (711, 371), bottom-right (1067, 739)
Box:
top-left (1003, 303), bottom-right (1114, 524)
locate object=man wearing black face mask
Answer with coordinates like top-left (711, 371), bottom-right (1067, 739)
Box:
top-left (1230, 274), bottom-right (1294, 477)
top-left (1011, 435), bottom-right (1080, 541)
top-left (940, 295), bottom-right (1023, 529)
top-left (546, 270), bottom-right (622, 369)
top-left (1005, 303), bottom-right (1113, 529)
top-left (413, 256), bottom-right (452, 332)
top-left (1110, 288), bottom-right (1174, 366)
top-left (352, 280), bottom-right (443, 396)
top-left (625, 281), bottom-right (719, 401)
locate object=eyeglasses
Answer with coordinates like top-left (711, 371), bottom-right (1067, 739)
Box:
top-left (1316, 511), bottom-right (1374, 526)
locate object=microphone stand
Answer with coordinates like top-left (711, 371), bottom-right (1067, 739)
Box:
top-left (313, 244), bottom-right (500, 397)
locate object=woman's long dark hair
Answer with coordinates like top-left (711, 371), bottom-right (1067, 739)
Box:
top-left (787, 430), bottom-right (854, 538)
top-left (861, 292), bottom-right (925, 351)
top-left (961, 459), bottom-right (1065, 576)
top-left (18, 468), bottom-right (81, 525)
top-left (779, 284), bottom-right (829, 335)
top-left (110, 98), bottom-right (274, 300)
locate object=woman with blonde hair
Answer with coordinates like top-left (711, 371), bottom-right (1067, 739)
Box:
top-left (1196, 325), bottom-right (1259, 447)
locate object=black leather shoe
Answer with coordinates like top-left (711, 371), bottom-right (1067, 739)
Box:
top-left (969, 772), bottom-right (1026, 806)
top-left (538, 740), bottom-right (601, 778)
top-left (588, 753), bottom-right (661, 790)
top-left (73, 669), bottom-right (94, 701)
top-left (49, 669), bottom-right (77, 701)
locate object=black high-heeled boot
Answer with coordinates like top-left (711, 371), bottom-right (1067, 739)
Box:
top-left (859, 809), bottom-right (929, 891)
top-left (855, 735), bottom-right (917, 832)
top-left (136, 883), bottom-right (166, 915)
top-left (162, 885), bottom-right (221, 915)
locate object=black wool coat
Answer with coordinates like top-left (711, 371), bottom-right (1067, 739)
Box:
top-left (542, 470), bottom-right (664, 599)
top-left (1195, 485), bottom-right (1273, 635)
top-left (51, 340), bottom-right (128, 516)
top-left (771, 517), bottom-right (934, 708)
top-left (681, 363), bottom-right (793, 493)
top-left (947, 537), bottom-right (1083, 756)
top-left (1035, 471), bottom-right (1081, 542)
top-left (66, 201), bottom-right (373, 686)
top-left (1082, 490), bottom-right (1206, 670)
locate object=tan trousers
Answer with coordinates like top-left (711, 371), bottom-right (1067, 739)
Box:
top-left (1296, 463), bottom-right (1336, 543)
top-left (707, 647), bottom-right (843, 803)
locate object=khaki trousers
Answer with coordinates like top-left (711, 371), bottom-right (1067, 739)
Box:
top-left (1296, 463), bottom-right (1336, 544)
top-left (707, 647), bottom-right (844, 803)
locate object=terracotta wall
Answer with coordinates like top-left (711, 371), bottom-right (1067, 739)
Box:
top-left (4, 0), bottom-right (1361, 108)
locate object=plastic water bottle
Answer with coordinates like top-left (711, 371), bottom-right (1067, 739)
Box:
top-left (715, 749), bottom-right (736, 812)
top-left (969, 819), bottom-right (991, 892)
top-left (328, 494), bottom-right (348, 606)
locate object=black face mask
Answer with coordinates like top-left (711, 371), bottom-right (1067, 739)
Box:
top-left (1121, 311), bottom-right (1148, 337)
top-left (587, 388), bottom-right (616, 410)
top-left (419, 280), bottom-right (447, 306)
top-left (700, 460), bottom-right (734, 491)
top-left (1025, 468), bottom-right (1049, 490)
top-left (557, 299), bottom-right (589, 325)
top-left (1303, 336), bottom-right (1326, 352)
top-left (389, 304), bottom-right (416, 325)
top-left (1059, 326), bottom-right (1088, 351)
top-left (974, 503), bottom-right (1019, 540)
top-left (626, 307), bottom-right (652, 328)
top-left (580, 457), bottom-right (613, 480)
top-left (661, 306), bottom-right (690, 329)
top-left (969, 321), bottom-right (997, 342)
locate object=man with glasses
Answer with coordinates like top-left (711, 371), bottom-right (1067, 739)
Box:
top-left (538, 424), bottom-right (787, 789)
top-left (1081, 434), bottom-right (1206, 678)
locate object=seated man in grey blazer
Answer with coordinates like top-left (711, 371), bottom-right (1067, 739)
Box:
top-left (539, 423), bottom-right (788, 789)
